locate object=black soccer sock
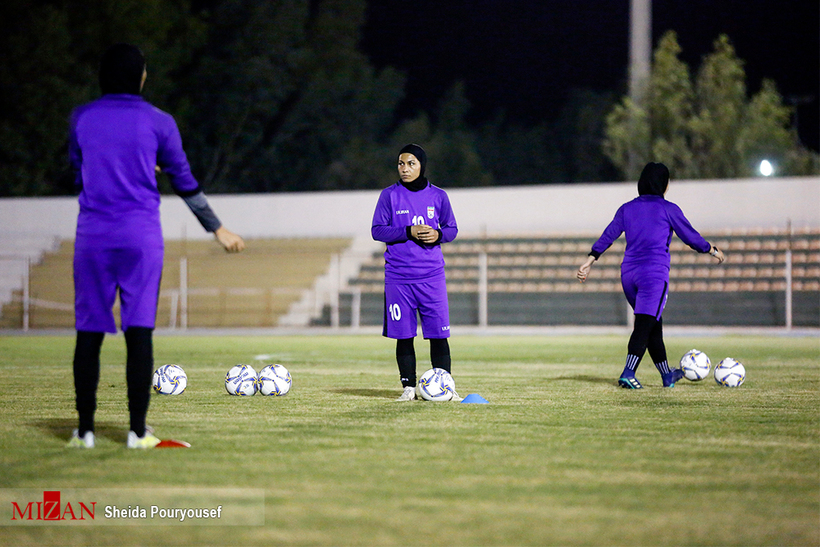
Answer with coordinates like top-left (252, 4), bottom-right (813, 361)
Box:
top-left (646, 317), bottom-right (668, 366)
top-left (396, 338), bottom-right (416, 388)
top-left (429, 338), bottom-right (451, 373)
top-left (73, 331), bottom-right (105, 435)
top-left (623, 314), bottom-right (658, 377)
top-left (124, 327), bottom-right (154, 437)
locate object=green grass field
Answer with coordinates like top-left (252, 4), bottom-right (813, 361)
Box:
top-left (0, 333), bottom-right (817, 546)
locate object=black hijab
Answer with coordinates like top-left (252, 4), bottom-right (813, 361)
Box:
top-left (99, 43), bottom-right (146, 95)
top-left (398, 143), bottom-right (428, 191)
top-left (637, 162), bottom-right (669, 196)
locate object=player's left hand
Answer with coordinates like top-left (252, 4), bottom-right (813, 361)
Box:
top-left (576, 256), bottom-right (596, 282)
top-left (214, 226), bottom-right (246, 253)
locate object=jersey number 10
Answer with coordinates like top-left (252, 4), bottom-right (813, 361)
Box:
top-left (388, 303), bottom-right (401, 321)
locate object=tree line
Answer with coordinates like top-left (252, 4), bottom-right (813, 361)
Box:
top-left (0, 0), bottom-right (815, 197)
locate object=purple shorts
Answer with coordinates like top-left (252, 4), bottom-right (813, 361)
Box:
top-left (621, 265), bottom-right (669, 320)
top-left (74, 246), bottom-right (163, 333)
top-left (383, 277), bottom-right (450, 339)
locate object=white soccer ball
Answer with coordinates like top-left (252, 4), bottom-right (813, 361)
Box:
top-left (152, 364), bottom-right (187, 395)
top-left (679, 349), bottom-right (711, 381)
top-left (714, 358), bottom-right (746, 387)
top-left (225, 364), bottom-right (258, 396)
top-left (257, 364), bottom-right (292, 396)
top-left (417, 368), bottom-right (456, 402)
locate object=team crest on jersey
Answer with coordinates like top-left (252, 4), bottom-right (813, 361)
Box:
top-left (427, 206), bottom-right (435, 219)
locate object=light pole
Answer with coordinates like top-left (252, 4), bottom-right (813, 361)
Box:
top-left (629, 0), bottom-right (652, 178)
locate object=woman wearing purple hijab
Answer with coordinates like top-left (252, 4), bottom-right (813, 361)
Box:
top-left (577, 162), bottom-right (725, 389)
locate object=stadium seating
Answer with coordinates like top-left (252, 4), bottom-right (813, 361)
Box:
top-left (2, 230), bottom-right (817, 329)
top-left (0, 234), bottom-right (62, 325)
top-left (0, 238), bottom-right (351, 329)
top-left (340, 227), bottom-right (820, 327)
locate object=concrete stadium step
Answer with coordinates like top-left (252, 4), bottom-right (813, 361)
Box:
top-left (0, 237), bottom-right (354, 330)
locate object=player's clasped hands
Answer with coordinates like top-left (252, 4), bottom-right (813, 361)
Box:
top-left (410, 224), bottom-right (440, 244)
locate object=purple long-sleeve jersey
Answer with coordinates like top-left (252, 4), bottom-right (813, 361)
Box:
top-left (371, 181), bottom-right (458, 282)
top-left (591, 195), bottom-right (711, 270)
top-left (69, 94), bottom-right (201, 249)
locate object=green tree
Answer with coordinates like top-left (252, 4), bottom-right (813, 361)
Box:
top-left (0, 1), bottom-right (84, 196)
top-left (602, 96), bottom-right (649, 181)
top-left (604, 31), bottom-right (818, 180)
top-left (736, 79), bottom-right (800, 175)
top-left (646, 31), bottom-right (695, 179)
top-left (555, 89), bottom-right (619, 183)
top-left (181, 0), bottom-right (406, 193)
top-left (393, 82), bottom-right (492, 188)
top-left (688, 34), bottom-right (749, 178)
top-left (476, 113), bottom-right (564, 186)
top-left (0, 0), bottom-right (410, 196)
top-left (0, 0), bottom-right (204, 197)
top-left (426, 82), bottom-right (493, 187)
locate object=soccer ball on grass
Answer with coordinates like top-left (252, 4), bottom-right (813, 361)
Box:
top-left (679, 349), bottom-right (711, 381)
top-left (225, 364), bottom-right (258, 396)
top-left (257, 364), bottom-right (292, 396)
top-left (714, 358), bottom-right (745, 387)
top-left (417, 368), bottom-right (456, 402)
top-left (152, 364), bottom-right (187, 395)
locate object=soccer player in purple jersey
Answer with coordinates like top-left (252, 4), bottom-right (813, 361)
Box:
top-left (576, 162), bottom-right (725, 389)
top-left (66, 44), bottom-right (245, 449)
top-left (371, 144), bottom-right (462, 401)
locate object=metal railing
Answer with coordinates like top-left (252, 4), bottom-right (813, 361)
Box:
top-left (2, 227), bottom-right (817, 330)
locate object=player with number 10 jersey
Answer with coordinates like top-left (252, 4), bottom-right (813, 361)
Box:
top-left (371, 144), bottom-right (459, 401)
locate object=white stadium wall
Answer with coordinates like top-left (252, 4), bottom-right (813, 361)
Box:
top-left (0, 177), bottom-right (818, 242)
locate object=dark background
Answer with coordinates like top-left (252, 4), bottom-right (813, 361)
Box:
top-left (1, 0), bottom-right (816, 196)
top-left (362, 0), bottom-right (819, 151)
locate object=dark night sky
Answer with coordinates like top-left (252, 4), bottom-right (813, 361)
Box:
top-left (362, 0), bottom-right (819, 151)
